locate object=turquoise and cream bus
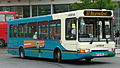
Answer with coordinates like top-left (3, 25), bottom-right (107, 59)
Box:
top-left (8, 9), bottom-right (115, 62)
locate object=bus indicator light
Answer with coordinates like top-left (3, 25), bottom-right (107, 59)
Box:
top-left (79, 49), bottom-right (90, 53)
top-left (60, 41), bottom-right (62, 44)
top-left (80, 50), bottom-right (85, 53)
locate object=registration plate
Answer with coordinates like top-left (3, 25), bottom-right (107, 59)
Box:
top-left (93, 53), bottom-right (105, 56)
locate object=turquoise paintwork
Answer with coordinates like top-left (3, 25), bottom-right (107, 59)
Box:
top-left (8, 48), bottom-right (115, 60)
top-left (7, 14), bottom-right (115, 60)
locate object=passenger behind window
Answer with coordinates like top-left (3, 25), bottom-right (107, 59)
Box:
top-left (71, 28), bottom-right (76, 35)
top-left (33, 32), bottom-right (38, 39)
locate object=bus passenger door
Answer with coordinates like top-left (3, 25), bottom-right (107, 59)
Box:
top-left (36, 40), bottom-right (44, 57)
top-left (24, 22), bottom-right (43, 57)
top-left (64, 18), bottom-right (77, 50)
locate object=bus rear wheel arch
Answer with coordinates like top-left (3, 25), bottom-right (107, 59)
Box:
top-left (19, 47), bottom-right (25, 59)
top-left (54, 48), bottom-right (62, 63)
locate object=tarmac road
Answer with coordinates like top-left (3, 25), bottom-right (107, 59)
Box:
top-left (0, 48), bottom-right (120, 68)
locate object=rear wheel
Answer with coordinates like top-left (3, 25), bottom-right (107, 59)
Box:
top-left (19, 47), bottom-right (25, 59)
top-left (54, 49), bottom-right (62, 63)
top-left (0, 40), bottom-right (5, 47)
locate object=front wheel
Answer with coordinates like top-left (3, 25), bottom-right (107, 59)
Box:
top-left (54, 49), bottom-right (62, 63)
top-left (19, 48), bottom-right (25, 59)
top-left (85, 58), bottom-right (92, 62)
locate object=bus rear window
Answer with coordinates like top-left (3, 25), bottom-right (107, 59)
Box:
top-left (6, 14), bottom-right (14, 21)
top-left (0, 14), bottom-right (5, 22)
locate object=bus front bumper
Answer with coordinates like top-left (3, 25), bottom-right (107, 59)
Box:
top-left (62, 51), bottom-right (115, 60)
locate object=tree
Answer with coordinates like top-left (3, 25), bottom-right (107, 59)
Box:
top-left (72, 0), bottom-right (118, 10)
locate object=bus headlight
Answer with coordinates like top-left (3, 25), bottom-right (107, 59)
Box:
top-left (85, 49), bottom-right (90, 53)
top-left (109, 48), bottom-right (115, 52)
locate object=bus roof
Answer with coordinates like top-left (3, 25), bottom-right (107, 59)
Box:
top-left (8, 9), bottom-right (113, 25)
top-left (8, 15), bottom-right (53, 25)
top-left (52, 9), bottom-right (113, 20)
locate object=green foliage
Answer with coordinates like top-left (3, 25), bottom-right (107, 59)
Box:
top-left (72, 0), bottom-right (93, 9)
top-left (72, 0), bottom-right (118, 10)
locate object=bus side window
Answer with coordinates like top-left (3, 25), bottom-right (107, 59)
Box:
top-left (10, 25), bottom-right (14, 37)
top-left (65, 18), bottom-right (77, 40)
top-left (38, 21), bottom-right (49, 40)
top-left (50, 20), bottom-right (61, 40)
top-left (28, 22), bottom-right (38, 38)
top-left (13, 25), bottom-right (18, 37)
top-left (33, 32), bottom-right (38, 39)
top-left (18, 23), bottom-right (28, 37)
top-left (10, 25), bottom-right (18, 38)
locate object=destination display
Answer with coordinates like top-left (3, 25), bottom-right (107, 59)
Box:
top-left (84, 11), bottom-right (112, 16)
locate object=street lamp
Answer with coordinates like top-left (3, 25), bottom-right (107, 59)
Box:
top-left (29, 0), bottom-right (32, 17)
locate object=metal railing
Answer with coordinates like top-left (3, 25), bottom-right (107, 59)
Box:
top-left (115, 37), bottom-right (120, 54)
top-left (115, 37), bottom-right (120, 48)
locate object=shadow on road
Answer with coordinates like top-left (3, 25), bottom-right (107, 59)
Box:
top-left (0, 48), bottom-right (114, 66)
top-left (11, 56), bottom-right (112, 65)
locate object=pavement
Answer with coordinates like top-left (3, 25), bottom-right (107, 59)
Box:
top-left (115, 54), bottom-right (120, 57)
top-left (115, 48), bottom-right (120, 57)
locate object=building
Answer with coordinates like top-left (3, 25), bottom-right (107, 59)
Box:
top-left (0, 0), bottom-right (80, 18)
top-left (0, 0), bottom-right (120, 30)
top-left (113, 0), bottom-right (120, 31)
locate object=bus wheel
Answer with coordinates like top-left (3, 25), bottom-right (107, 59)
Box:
top-left (19, 47), bottom-right (25, 59)
top-left (54, 49), bottom-right (62, 63)
top-left (0, 40), bottom-right (5, 47)
top-left (85, 58), bottom-right (92, 62)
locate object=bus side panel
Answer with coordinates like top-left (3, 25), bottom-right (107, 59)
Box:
top-left (8, 37), bottom-right (18, 55)
top-left (8, 49), bottom-right (19, 55)
top-left (41, 51), bottom-right (53, 59)
top-left (61, 53), bottom-right (92, 60)
top-left (62, 52), bottom-right (80, 60)
top-left (38, 40), bottom-right (92, 60)
top-left (8, 38), bottom-right (22, 55)
top-left (39, 40), bottom-right (66, 59)
top-left (8, 38), bottom-right (33, 56)
top-left (16, 38), bottom-right (38, 57)
top-left (24, 50), bottom-right (39, 57)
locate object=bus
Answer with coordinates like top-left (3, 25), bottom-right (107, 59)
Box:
top-left (0, 11), bottom-right (16, 47)
top-left (8, 9), bottom-right (115, 62)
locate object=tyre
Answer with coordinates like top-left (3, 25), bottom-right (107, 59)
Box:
top-left (19, 47), bottom-right (25, 59)
top-left (0, 40), bottom-right (5, 47)
top-left (54, 49), bottom-right (62, 63)
top-left (85, 58), bottom-right (92, 62)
